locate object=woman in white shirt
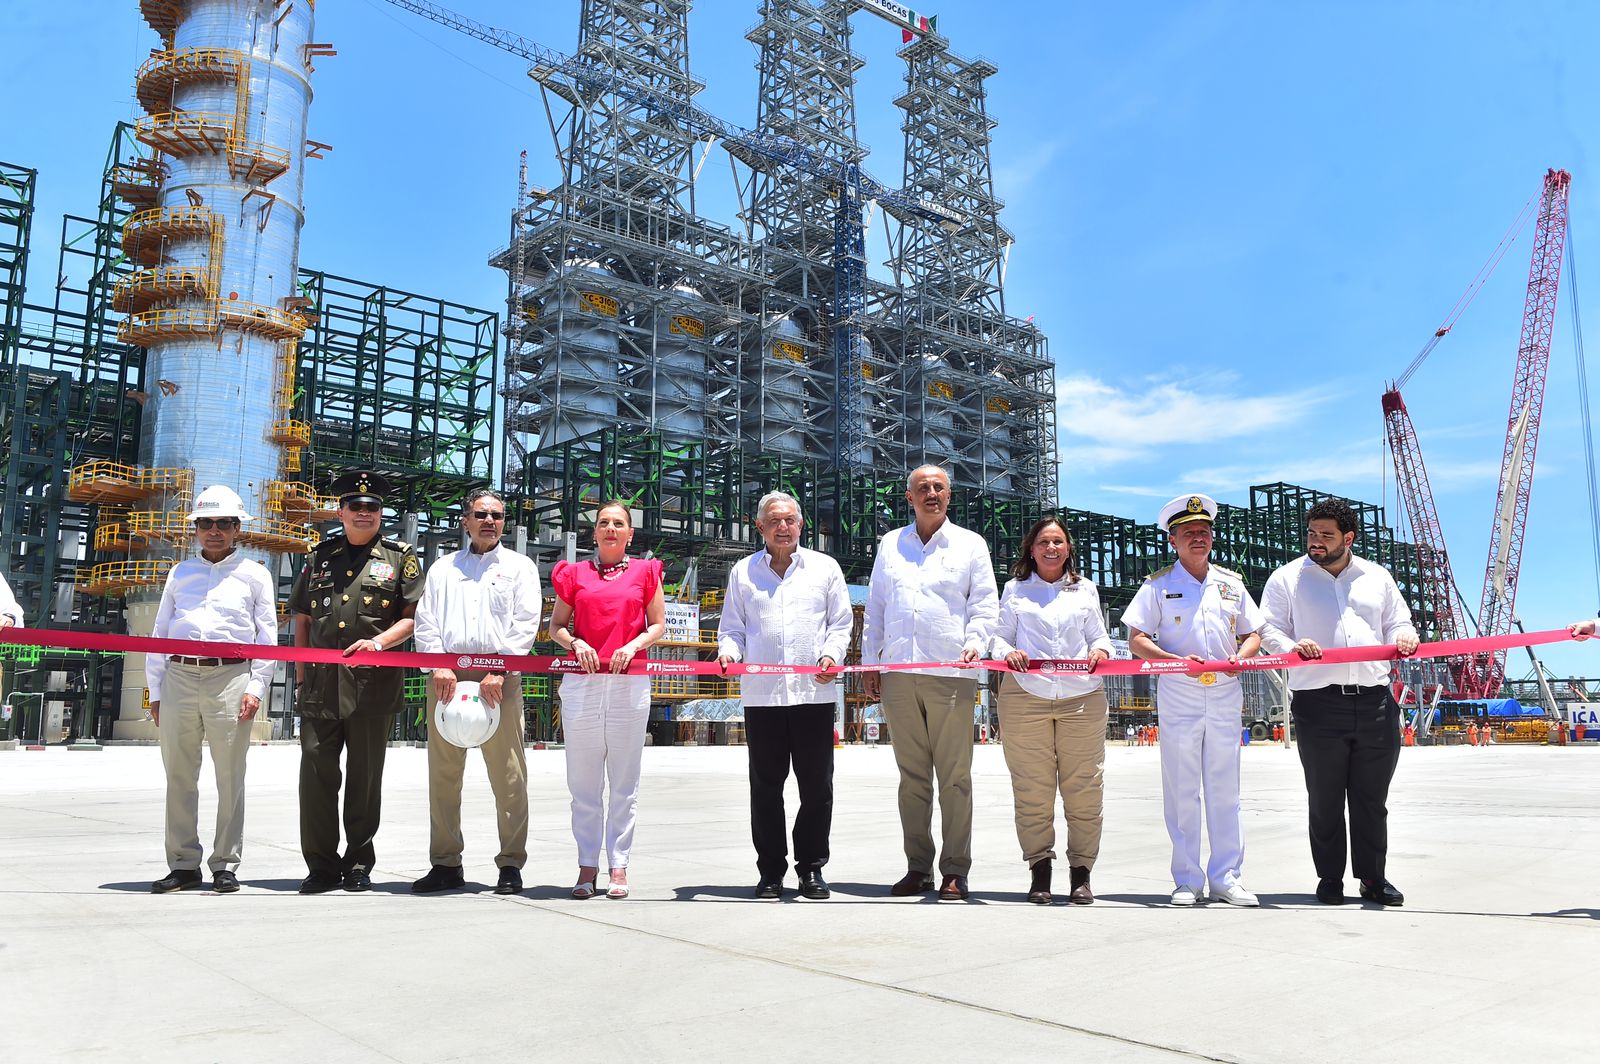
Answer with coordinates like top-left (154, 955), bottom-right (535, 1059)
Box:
top-left (991, 517), bottom-right (1114, 906)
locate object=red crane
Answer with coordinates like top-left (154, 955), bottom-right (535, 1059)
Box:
top-left (1469, 168), bottom-right (1572, 696)
top-left (1383, 168), bottom-right (1570, 698)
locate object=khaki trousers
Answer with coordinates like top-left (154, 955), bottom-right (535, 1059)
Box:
top-left (997, 677), bottom-right (1107, 870)
top-left (882, 673), bottom-right (977, 877)
top-left (428, 671), bottom-right (529, 869)
top-left (158, 661), bottom-right (254, 873)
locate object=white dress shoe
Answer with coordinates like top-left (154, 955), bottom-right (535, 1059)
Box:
top-left (1170, 885), bottom-right (1199, 906)
top-left (1212, 883), bottom-right (1260, 907)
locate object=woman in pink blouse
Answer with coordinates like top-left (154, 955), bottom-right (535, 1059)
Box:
top-left (548, 501), bottom-right (667, 899)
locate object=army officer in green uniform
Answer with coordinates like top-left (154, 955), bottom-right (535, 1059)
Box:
top-left (289, 471), bottom-right (424, 894)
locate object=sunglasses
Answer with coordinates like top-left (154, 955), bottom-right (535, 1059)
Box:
top-left (343, 501), bottom-right (383, 513)
top-left (470, 510), bottom-right (506, 522)
top-left (194, 517), bottom-right (238, 530)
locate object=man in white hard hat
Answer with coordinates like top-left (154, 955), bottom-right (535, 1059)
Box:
top-left (1123, 493), bottom-right (1264, 907)
top-left (146, 485), bottom-right (279, 894)
top-left (411, 487), bottom-right (541, 896)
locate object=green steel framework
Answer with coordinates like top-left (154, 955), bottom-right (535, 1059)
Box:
top-left (0, 161), bottom-right (35, 368)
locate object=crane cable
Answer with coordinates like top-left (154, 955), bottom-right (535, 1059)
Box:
top-left (1567, 231), bottom-right (1600, 618)
top-left (1394, 191), bottom-right (1540, 390)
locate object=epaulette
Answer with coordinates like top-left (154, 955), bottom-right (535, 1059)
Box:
top-left (1146, 563), bottom-right (1174, 581)
top-left (1212, 564), bottom-right (1243, 579)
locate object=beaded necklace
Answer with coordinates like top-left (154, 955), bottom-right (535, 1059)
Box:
top-left (595, 556), bottom-right (630, 581)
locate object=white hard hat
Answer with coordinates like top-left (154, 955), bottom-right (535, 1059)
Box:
top-left (434, 680), bottom-right (500, 749)
top-left (186, 484), bottom-right (253, 522)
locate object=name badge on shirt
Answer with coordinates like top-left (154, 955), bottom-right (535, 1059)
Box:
top-left (1164, 591), bottom-right (1184, 599)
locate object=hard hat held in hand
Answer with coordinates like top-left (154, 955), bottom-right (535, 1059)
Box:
top-left (434, 680), bottom-right (499, 748)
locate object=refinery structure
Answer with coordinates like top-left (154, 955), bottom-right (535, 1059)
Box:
top-left (1, 0), bottom-right (1452, 741)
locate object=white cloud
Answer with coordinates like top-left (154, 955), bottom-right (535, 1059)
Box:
top-left (1056, 372), bottom-right (1330, 467)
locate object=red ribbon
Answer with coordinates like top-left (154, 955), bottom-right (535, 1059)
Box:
top-left (0, 626), bottom-right (1581, 677)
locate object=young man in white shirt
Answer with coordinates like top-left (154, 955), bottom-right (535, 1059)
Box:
top-left (862, 465), bottom-right (999, 901)
top-left (412, 488), bottom-right (543, 896)
top-left (717, 491), bottom-right (853, 900)
top-left (1259, 497), bottom-right (1418, 907)
top-left (147, 486), bottom-right (279, 894)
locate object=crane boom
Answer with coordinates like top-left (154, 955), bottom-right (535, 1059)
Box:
top-left (1470, 168), bottom-right (1572, 696)
top-left (1381, 387), bottom-right (1474, 673)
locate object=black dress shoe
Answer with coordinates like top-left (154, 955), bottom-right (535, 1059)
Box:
top-left (494, 867), bottom-right (523, 895)
top-left (343, 868), bottom-right (372, 892)
top-left (798, 870), bottom-right (831, 900)
top-left (298, 870), bottom-right (343, 895)
top-left (412, 865), bottom-right (465, 894)
top-left (1068, 865), bottom-right (1094, 905)
top-left (1316, 878), bottom-right (1346, 905)
top-left (1027, 859), bottom-right (1053, 905)
top-left (151, 869), bottom-right (203, 894)
top-left (1359, 879), bottom-right (1404, 906)
top-left (213, 870), bottom-right (240, 894)
top-left (754, 878), bottom-right (783, 900)
top-left (938, 874), bottom-right (970, 900)
top-left (890, 870), bottom-right (935, 896)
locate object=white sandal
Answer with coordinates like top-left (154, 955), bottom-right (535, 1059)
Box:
top-left (606, 873), bottom-right (629, 899)
top-left (571, 880), bottom-right (597, 900)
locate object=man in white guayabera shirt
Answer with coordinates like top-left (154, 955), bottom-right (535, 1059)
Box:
top-left (146, 485), bottom-right (278, 895)
top-left (1259, 497), bottom-right (1418, 909)
top-left (412, 487), bottom-right (542, 897)
top-left (717, 491), bottom-right (853, 901)
top-left (862, 464), bottom-right (998, 902)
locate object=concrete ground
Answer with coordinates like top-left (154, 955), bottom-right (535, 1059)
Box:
top-left (1, 740), bottom-right (1595, 1064)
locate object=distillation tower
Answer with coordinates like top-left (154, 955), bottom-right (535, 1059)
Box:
top-left (70, 0), bottom-right (320, 737)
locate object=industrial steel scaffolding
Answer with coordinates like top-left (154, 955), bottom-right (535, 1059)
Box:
top-left (0, 128), bottom-right (500, 738)
top-left (496, 0), bottom-right (1056, 591)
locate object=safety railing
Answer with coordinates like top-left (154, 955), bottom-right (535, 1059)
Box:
top-left (76, 559), bottom-right (175, 598)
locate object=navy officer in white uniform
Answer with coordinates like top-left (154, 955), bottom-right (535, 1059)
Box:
top-left (1123, 493), bottom-right (1263, 907)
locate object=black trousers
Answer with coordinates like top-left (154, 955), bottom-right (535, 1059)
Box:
top-left (300, 713), bottom-right (394, 876)
top-left (745, 703), bottom-right (835, 880)
top-left (1291, 686), bottom-right (1401, 883)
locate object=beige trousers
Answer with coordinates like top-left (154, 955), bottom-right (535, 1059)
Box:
top-left (882, 673), bottom-right (978, 876)
top-left (427, 672), bottom-right (529, 869)
top-left (997, 676), bottom-right (1108, 870)
top-left (158, 661), bottom-right (254, 873)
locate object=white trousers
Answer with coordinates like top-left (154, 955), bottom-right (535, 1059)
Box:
top-left (559, 673), bottom-right (651, 869)
top-left (158, 661), bottom-right (254, 873)
top-left (1156, 674), bottom-right (1244, 892)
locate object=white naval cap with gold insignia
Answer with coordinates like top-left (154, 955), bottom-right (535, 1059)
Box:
top-left (1158, 493), bottom-right (1218, 532)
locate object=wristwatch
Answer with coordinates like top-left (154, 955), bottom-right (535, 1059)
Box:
top-left (371, 636), bottom-right (384, 652)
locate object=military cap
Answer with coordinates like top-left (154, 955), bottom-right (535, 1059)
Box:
top-left (330, 470), bottom-right (392, 506)
top-left (1158, 493), bottom-right (1218, 532)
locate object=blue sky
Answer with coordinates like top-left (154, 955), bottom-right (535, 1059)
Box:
top-left (5, 1), bottom-right (1599, 677)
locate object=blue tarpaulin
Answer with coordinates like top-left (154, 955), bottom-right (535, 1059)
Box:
top-left (1438, 698), bottom-right (1540, 718)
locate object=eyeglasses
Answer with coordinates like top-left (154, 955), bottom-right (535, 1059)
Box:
top-left (470, 510), bottom-right (506, 522)
top-left (343, 501), bottom-right (382, 514)
top-left (194, 518), bottom-right (238, 530)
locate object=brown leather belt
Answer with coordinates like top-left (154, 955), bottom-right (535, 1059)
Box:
top-left (172, 656), bottom-right (230, 667)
